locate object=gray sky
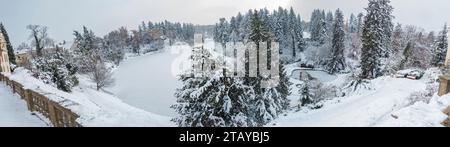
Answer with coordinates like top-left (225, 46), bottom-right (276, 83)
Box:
top-left (0, 0), bottom-right (448, 47)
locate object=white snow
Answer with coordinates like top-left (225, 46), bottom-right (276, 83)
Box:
top-left (375, 95), bottom-right (450, 127)
top-left (110, 45), bottom-right (191, 117)
top-left (0, 84), bottom-right (47, 127)
top-left (274, 77), bottom-right (429, 127)
top-left (6, 68), bottom-right (173, 127)
top-left (273, 66), bottom-right (450, 127)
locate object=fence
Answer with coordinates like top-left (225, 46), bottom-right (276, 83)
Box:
top-left (0, 73), bottom-right (81, 127)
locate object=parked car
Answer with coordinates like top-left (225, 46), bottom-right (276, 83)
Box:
top-left (300, 63), bottom-right (315, 69)
top-left (395, 69), bottom-right (425, 80)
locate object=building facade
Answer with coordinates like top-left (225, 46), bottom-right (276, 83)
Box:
top-left (446, 28), bottom-right (450, 66)
top-left (0, 32), bottom-right (11, 73)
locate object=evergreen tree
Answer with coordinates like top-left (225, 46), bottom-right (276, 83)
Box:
top-left (276, 63), bottom-right (291, 110)
top-left (325, 9), bottom-right (346, 74)
top-left (33, 49), bottom-right (78, 92)
top-left (214, 18), bottom-right (230, 47)
top-left (360, 0), bottom-right (386, 79)
top-left (356, 13), bottom-right (364, 34)
top-left (249, 10), bottom-right (291, 126)
top-left (239, 10), bottom-right (253, 42)
top-left (249, 10), bottom-right (271, 76)
top-left (229, 16), bottom-right (239, 42)
top-left (287, 8), bottom-right (300, 57)
top-left (326, 11), bottom-right (334, 38)
top-left (173, 45), bottom-right (257, 127)
top-left (431, 23), bottom-right (448, 67)
top-left (271, 7), bottom-right (288, 55)
top-left (0, 23), bottom-right (16, 65)
top-left (299, 79), bottom-right (313, 107)
top-left (310, 9), bottom-right (327, 44)
top-left (73, 26), bottom-right (102, 73)
top-left (379, 0), bottom-right (395, 58)
top-left (173, 74), bottom-right (257, 127)
top-left (348, 13), bottom-right (357, 33)
top-left (295, 14), bottom-right (305, 53)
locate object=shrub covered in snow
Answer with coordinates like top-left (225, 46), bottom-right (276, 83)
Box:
top-left (32, 50), bottom-right (78, 92)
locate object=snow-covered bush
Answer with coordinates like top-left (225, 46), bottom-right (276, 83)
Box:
top-left (172, 74), bottom-right (257, 127)
top-left (297, 78), bottom-right (337, 110)
top-left (342, 72), bottom-right (373, 96)
top-left (406, 68), bottom-right (442, 106)
top-left (173, 43), bottom-right (291, 127)
top-left (32, 50), bottom-right (78, 92)
top-left (89, 62), bottom-right (115, 91)
top-left (298, 80), bottom-right (313, 107)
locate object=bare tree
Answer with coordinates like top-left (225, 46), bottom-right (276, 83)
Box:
top-left (90, 61), bottom-right (115, 91)
top-left (27, 25), bottom-right (51, 57)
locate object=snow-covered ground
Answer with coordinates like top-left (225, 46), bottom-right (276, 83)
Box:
top-left (274, 67), bottom-right (450, 127)
top-left (6, 68), bottom-right (173, 127)
top-left (0, 84), bottom-right (47, 127)
top-left (110, 45), bottom-right (190, 117)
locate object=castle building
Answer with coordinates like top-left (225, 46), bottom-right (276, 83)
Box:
top-left (446, 28), bottom-right (450, 67)
top-left (0, 31), bottom-right (11, 74)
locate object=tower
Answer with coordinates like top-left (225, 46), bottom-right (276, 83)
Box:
top-left (0, 31), bottom-right (11, 74)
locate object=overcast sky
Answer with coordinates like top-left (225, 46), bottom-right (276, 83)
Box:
top-left (0, 0), bottom-right (449, 46)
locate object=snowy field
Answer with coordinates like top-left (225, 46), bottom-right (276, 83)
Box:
top-left (111, 48), bottom-right (183, 117)
top-left (0, 84), bottom-right (47, 127)
top-left (274, 67), bottom-right (450, 127)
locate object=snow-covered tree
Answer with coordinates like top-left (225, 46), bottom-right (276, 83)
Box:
top-left (173, 73), bottom-right (257, 127)
top-left (360, 0), bottom-right (393, 79)
top-left (73, 26), bottom-right (102, 73)
top-left (431, 23), bottom-right (448, 67)
top-left (276, 63), bottom-right (291, 110)
top-left (348, 13), bottom-right (358, 34)
top-left (130, 30), bottom-right (142, 54)
top-left (33, 49), bottom-right (78, 92)
top-left (0, 23), bottom-right (16, 65)
top-left (27, 25), bottom-right (53, 57)
top-left (356, 13), bottom-right (364, 34)
top-left (325, 9), bottom-right (346, 74)
top-left (326, 11), bottom-right (334, 38)
top-left (102, 27), bottom-right (128, 65)
top-left (379, 0), bottom-right (395, 58)
top-left (173, 45), bottom-right (257, 127)
top-left (299, 79), bottom-right (313, 107)
top-left (310, 9), bottom-right (327, 45)
top-left (213, 18), bottom-right (230, 47)
top-left (90, 61), bottom-right (114, 91)
top-left (287, 8), bottom-right (305, 58)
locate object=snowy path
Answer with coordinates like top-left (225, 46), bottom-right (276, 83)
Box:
top-left (274, 77), bottom-right (427, 127)
top-left (111, 47), bottom-right (188, 117)
top-left (0, 84), bottom-right (47, 127)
